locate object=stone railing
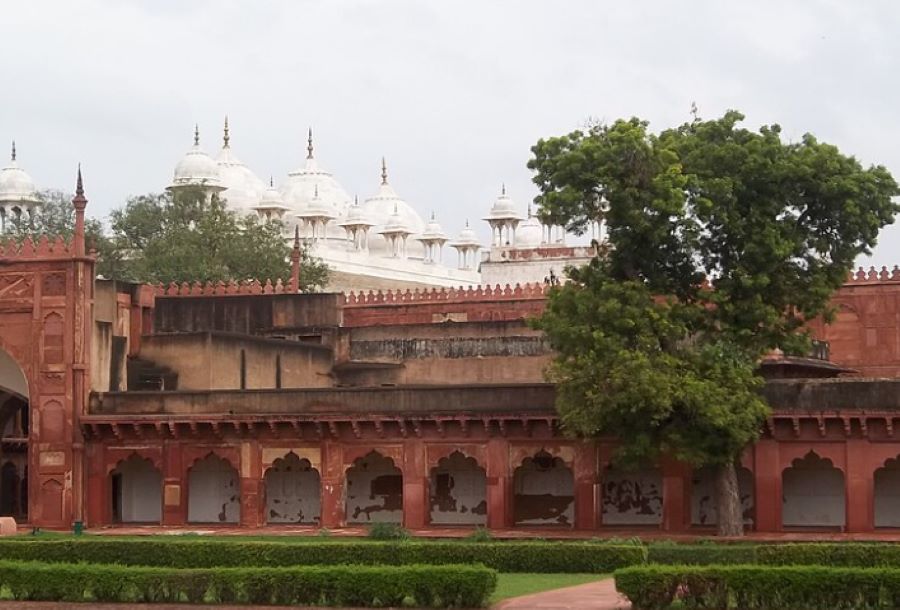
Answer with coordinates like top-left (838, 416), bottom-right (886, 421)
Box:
top-left (342, 283), bottom-right (550, 306)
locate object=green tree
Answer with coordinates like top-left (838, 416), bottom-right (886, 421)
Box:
top-left (529, 111), bottom-right (898, 535)
top-left (5, 189), bottom-right (105, 247)
top-left (105, 188), bottom-right (328, 289)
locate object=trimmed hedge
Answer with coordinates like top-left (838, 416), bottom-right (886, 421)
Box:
top-left (615, 564), bottom-right (900, 610)
top-left (756, 542), bottom-right (900, 567)
top-left (645, 543), bottom-right (757, 565)
top-left (0, 560), bottom-right (496, 607)
top-left (0, 539), bottom-right (643, 573)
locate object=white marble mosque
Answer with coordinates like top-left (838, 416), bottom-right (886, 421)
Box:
top-left (1, 122), bottom-right (604, 291)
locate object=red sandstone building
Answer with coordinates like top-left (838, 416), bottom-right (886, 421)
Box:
top-left (5, 181), bottom-right (900, 534)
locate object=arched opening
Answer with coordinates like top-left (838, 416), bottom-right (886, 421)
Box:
top-left (0, 347), bottom-right (29, 521)
top-left (691, 465), bottom-right (755, 527)
top-left (874, 457), bottom-right (900, 527)
top-left (187, 453), bottom-right (240, 524)
top-left (345, 451), bottom-right (402, 524)
top-left (429, 451), bottom-right (487, 525)
top-left (513, 451), bottom-right (574, 526)
top-left (601, 465), bottom-right (663, 526)
top-left (264, 452), bottom-right (321, 524)
top-left (782, 451), bottom-right (845, 528)
top-left (110, 455), bottom-right (162, 524)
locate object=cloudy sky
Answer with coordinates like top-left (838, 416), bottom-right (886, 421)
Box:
top-left (1, 1), bottom-right (898, 267)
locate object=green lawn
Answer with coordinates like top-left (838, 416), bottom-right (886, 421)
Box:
top-left (490, 573), bottom-right (606, 603)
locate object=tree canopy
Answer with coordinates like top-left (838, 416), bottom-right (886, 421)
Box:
top-left (10, 188), bottom-right (329, 290)
top-left (528, 110), bottom-right (899, 534)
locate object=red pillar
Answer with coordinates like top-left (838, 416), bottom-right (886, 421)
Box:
top-left (573, 442), bottom-right (599, 530)
top-left (846, 438), bottom-right (874, 533)
top-left (162, 442), bottom-right (185, 526)
top-left (84, 442), bottom-right (107, 527)
top-left (486, 439), bottom-right (511, 528)
top-left (239, 440), bottom-right (262, 528)
top-left (319, 440), bottom-right (344, 528)
top-left (402, 440), bottom-right (427, 529)
top-left (753, 439), bottom-right (781, 532)
top-left (661, 456), bottom-right (690, 532)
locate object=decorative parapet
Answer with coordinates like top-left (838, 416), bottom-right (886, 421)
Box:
top-left (155, 278), bottom-right (290, 297)
top-left (342, 282), bottom-right (550, 306)
top-left (0, 235), bottom-right (79, 259)
top-left (846, 266), bottom-right (900, 284)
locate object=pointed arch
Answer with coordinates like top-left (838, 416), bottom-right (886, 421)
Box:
top-left (345, 451), bottom-right (402, 524)
top-left (782, 451), bottom-right (845, 528)
top-left (187, 452), bottom-right (240, 524)
top-left (429, 451), bottom-right (486, 525)
top-left (264, 452), bottom-right (321, 524)
top-left (110, 454), bottom-right (162, 524)
top-left (513, 450), bottom-right (574, 526)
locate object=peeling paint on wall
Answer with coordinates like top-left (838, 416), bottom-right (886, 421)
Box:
top-left (429, 451), bottom-right (487, 525)
top-left (602, 467), bottom-right (663, 525)
top-left (265, 453), bottom-right (321, 524)
top-left (350, 336), bottom-right (550, 361)
top-left (513, 452), bottom-right (574, 525)
top-left (187, 454), bottom-right (240, 524)
top-left (346, 451), bottom-right (403, 524)
top-left (782, 452), bottom-right (845, 527)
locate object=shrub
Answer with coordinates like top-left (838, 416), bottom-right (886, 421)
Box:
top-left (368, 522), bottom-right (411, 540)
top-left (466, 527), bottom-right (493, 542)
top-left (0, 539), bottom-right (643, 573)
top-left (646, 542), bottom-right (757, 565)
top-left (756, 543), bottom-right (900, 567)
top-left (0, 560), bottom-right (497, 608)
top-left (614, 564), bottom-right (899, 610)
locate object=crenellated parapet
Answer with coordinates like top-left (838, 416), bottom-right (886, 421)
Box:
top-left (342, 282), bottom-right (550, 306)
top-left (155, 278), bottom-right (290, 297)
top-left (846, 266), bottom-right (900, 284)
top-left (0, 235), bottom-right (81, 259)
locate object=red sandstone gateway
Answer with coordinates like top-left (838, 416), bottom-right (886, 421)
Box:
top-left (3, 175), bottom-right (900, 533)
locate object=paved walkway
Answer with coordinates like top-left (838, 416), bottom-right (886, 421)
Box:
top-left (494, 578), bottom-right (629, 610)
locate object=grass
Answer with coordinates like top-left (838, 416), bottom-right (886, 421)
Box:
top-left (490, 573), bottom-right (607, 603)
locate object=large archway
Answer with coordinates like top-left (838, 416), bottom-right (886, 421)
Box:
top-left (110, 455), bottom-right (162, 524)
top-left (429, 451), bottom-right (487, 525)
top-left (513, 451), bottom-right (574, 526)
top-left (0, 347), bottom-right (28, 522)
top-left (874, 457), bottom-right (900, 527)
top-left (691, 465), bottom-right (755, 527)
top-left (264, 452), bottom-right (321, 524)
top-left (782, 451), bottom-right (845, 528)
top-left (601, 465), bottom-right (663, 526)
top-left (187, 453), bottom-right (240, 524)
top-left (345, 451), bottom-right (403, 524)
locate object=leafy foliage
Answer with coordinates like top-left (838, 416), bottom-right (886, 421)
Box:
top-left (529, 111), bottom-right (899, 472)
top-left (4, 189), bottom-right (105, 251)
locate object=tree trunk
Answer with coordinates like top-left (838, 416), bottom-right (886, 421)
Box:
top-left (715, 461), bottom-right (744, 537)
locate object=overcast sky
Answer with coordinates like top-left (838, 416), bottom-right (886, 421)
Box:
top-left (1, 0), bottom-right (899, 268)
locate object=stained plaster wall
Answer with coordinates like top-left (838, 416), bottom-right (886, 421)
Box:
top-left (265, 455), bottom-right (321, 524)
top-left (429, 453), bottom-right (487, 525)
top-left (513, 456), bottom-right (574, 525)
top-left (691, 466), bottom-right (755, 526)
top-left (187, 455), bottom-right (240, 523)
top-left (782, 456), bottom-right (845, 527)
top-left (345, 453), bottom-right (403, 524)
top-left (601, 467), bottom-right (663, 525)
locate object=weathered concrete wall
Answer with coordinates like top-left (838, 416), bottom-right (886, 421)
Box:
top-left (138, 333), bottom-right (333, 391)
top-left (601, 467), bottom-right (663, 526)
top-left (187, 454), bottom-right (240, 523)
top-left (346, 452), bottom-right (402, 524)
top-left (782, 452), bottom-right (845, 527)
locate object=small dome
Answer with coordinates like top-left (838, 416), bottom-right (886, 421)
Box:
top-left (297, 185), bottom-right (335, 220)
top-left (254, 178), bottom-right (289, 211)
top-left (339, 196), bottom-right (374, 227)
top-left (215, 118), bottom-right (265, 212)
top-left (515, 205), bottom-right (543, 248)
top-left (363, 158), bottom-right (427, 256)
top-left (451, 220), bottom-right (481, 247)
top-left (418, 211), bottom-right (448, 242)
top-left (483, 184), bottom-right (522, 221)
top-left (379, 202), bottom-right (413, 236)
top-left (170, 126), bottom-right (222, 190)
top-left (0, 142), bottom-right (39, 207)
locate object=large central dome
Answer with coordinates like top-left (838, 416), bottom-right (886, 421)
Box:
top-left (280, 130), bottom-right (352, 238)
top-left (216, 118), bottom-right (266, 213)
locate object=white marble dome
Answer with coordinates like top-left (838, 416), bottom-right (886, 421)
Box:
top-left (339, 197), bottom-right (374, 227)
top-left (215, 119), bottom-right (265, 212)
top-left (515, 206), bottom-right (543, 248)
top-left (419, 212), bottom-right (448, 242)
top-left (280, 130), bottom-right (352, 238)
top-left (363, 159), bottom-right (426, 257)
top-left (170, 126), bottom-right (222, 191)
top-left (452, 220), bottom-right (481, 247)
top-left (0, 142), bottom-right (39, 207)
top-left (484, 184), bottom-right (521, 221)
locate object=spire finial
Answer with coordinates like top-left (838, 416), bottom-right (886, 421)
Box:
top-left (223, 116), bottom-right (230, 147)
top-left (527, 202), bottom-right (533, 218)
top-left (293, 224), bottom-right (300, 249)
top-left (269, 176), bottom-right (274, 188)
top-left (381, 157), bottom-right (388, 185)
top-left (290, 225), bottom-right (301, 293)
top-left (193, 124), bottom-right (200, 146)
top-left (501, 182), bottom-right (506, 196)
top-left (73, 164), bottom-right (87, 256)
top-left (307, 127), bottom-right (314, 159)
top-left (354, 194), bottom-right (359, 206)
top-left (465, 218), bottom-right (470, 227)
top-left (76, 164), bottom-right (84, 197)
top-left (10, 141), bottom-right (15, 162)
top-left (314, 184), bottom-right (319, 198)
top-left (431, 210), bottom-right (436, 220)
